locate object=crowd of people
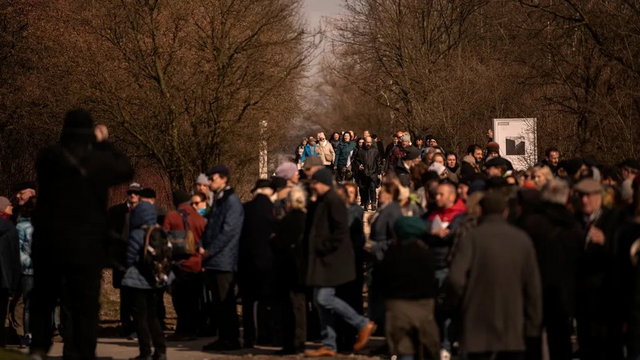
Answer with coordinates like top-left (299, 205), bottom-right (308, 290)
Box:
top-left (0, 110), bottom-right (639, 360)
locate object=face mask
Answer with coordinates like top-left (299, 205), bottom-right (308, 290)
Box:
top-left (197, 208), bottom-right (207, 216)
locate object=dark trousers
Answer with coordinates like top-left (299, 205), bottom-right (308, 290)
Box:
top-left (336, 165), bottom-right (349, 182)
top-left (278, 290), bottom-right (306, 351)
top-left (30, 263), bottom-right (101, 360)
top-left (467, 352), bottom-right (525, 360)
top-left (358, 177), bottom-right (377, 206)
top-left (119, 286), bottom-right (135, 335)
top-left (203, 270), bottom-right (239, 344)
top-left (0, 290), bottom-right (9, 347)
top-left (171, 269), bottom-right (201, 336)
top-left (542, 290), bottom-right (572, 360)
top-left (130, 287), bottom-right (166, 357)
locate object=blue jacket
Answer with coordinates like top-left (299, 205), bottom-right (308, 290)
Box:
top-left (201, 187), bottom-right (244, 272)
top-left (122, 201), bottom-right (157, 289)
top-left (304, 144), bottom-right (319, 159)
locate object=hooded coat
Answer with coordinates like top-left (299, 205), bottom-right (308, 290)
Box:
top-left (121, 202), bottom-right (158, 289)
top-left (460, 154), bottom-right (481, 180)
top-left (33, 111), bottom-right (133, 268)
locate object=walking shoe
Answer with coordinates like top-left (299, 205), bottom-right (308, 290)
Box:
top-left (304, 347), bottom-right (337, 357)
top-left (353, 321), bottom-right (376, 351)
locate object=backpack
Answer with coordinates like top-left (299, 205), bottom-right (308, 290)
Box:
top-left (140, 224), bottom-right (173, 287)
top-left (167, 209), bottom-right (196, 260)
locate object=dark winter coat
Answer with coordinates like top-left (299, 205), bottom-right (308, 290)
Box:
top-left (460, 155), bottom-right (481, 180)
top-left (201, 187), bottom-right (244, 272)
top-left (272, 209), bottom-right (307, 291)
top-left (306, 189), bottom-right (355, 287)
top-left (575, 207), bottom-right (625, 334)
top-left (369, 201), bottom-right (402, 260)
top-left (517, 202), bottom-right (583, 315)
top-left (374, 240), bottom-right (437, 299)
top-left (33, 139), bottom-right (133, 268)
top-left (447, 214), bottom-right (543, 353)
top-left (613, 220), bottom-right (640, 358)
top-left (238, 194), bottom-right (276, 298)
top-left (352, 146), bottom-right (380, 185)
top-left (0, 218), bottom-right (20, 295)
top-left (122, 201), bottom-right (158, 289)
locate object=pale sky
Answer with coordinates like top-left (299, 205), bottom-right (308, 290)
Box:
top-left (302, 0), bottom-right (344, 29)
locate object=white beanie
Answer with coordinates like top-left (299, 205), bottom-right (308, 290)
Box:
top-left (429, 162), bottom-right (446, 176)
top-left (196, 173), bottom-right (210, 185)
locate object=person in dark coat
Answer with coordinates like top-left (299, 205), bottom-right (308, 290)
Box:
top-left (573, 178), bottom-right (626, 360)
top-left (367, 180), bottom-right (403, 333)
top-left (373, 216), bottom-right (440, 360)
top-left (335, 183), bottom-right (367, 352)
top-left (163, 190), bottom-right (206, 341)
top-left (121, 201), bottom-right (167, 360)
top-left (238, 179), bottom-right (277, 348)
top-left (30, 109), bottom-right (133, 360)
top-left (613, 185), bottom-right (640, 360)
top-left (272, 186), bottom-right (308, 355)
top-left (0, 217), bottom-right (20, 347)
top-left (303, 168), bottom-right (375, 357)
top-left (352, 136), bottom-right (381, 210)
top-left (447, 192), bottom-right (543, 359)
top-left (107, 182), bottom-right (142, 339)
top-left (516, 179), bottom-right (583, 360)
top-left (201, 165), bottom-right (244, 351)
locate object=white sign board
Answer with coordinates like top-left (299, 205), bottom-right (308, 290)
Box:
top-left (492, 118), bottom-right (537, 170)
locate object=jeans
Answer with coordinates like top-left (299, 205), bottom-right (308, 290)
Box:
top-left (314, 287), bottom-right (368, 350)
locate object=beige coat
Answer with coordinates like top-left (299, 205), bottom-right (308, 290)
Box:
top-left (316, 140), bottom-right (335, 165)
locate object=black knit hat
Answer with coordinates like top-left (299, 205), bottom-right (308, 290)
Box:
top-left (172, 190), bottom-right (191, 207)
top-left (139, 188), bottom-right (156, 199)
top-left (403, 146), bottom-right (421, 161)
top-left (311, 168), bottom-right (334, 187)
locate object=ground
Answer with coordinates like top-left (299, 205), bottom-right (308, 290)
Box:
top-left (2, 270), bottom-right (383, 360)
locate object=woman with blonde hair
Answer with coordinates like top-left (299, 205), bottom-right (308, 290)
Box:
top-left (532, 165), bottom-right (554, 189)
